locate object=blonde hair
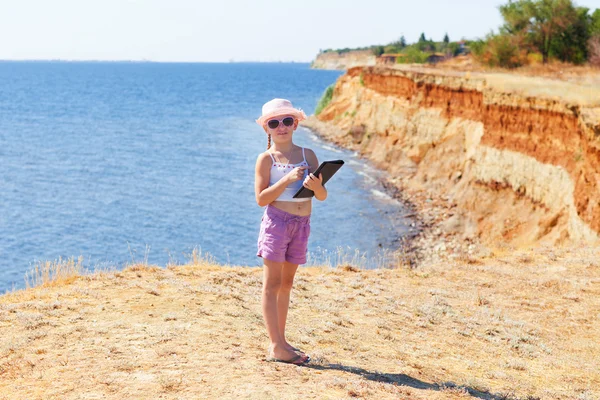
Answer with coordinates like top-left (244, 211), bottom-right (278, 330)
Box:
top-left (267, 134), bottom-right (271, 150)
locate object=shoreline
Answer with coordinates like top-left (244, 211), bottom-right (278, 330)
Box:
top-left (301, 116), bottom-right (486, 267)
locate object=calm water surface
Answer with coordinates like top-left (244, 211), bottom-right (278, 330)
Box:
top-left (0, 62), bottom-right (409, 293)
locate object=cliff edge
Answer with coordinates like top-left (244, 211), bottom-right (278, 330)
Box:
top-left (303, 66), bottom-right (600, 249)
top-left (2, 250), bottom-right (599, 399)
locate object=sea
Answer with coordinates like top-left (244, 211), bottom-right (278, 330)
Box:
top-left (0, 61), bottom-right (410, 293)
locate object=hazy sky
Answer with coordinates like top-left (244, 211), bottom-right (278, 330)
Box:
top-left (1, 0), bottom-right (599, 62)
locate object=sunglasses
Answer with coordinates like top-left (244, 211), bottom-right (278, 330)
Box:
top-left (267, 117), bottom-right (295, 129)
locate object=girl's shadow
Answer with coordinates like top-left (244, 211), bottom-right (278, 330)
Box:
top-left (305, 363), bottom-right (507, 400)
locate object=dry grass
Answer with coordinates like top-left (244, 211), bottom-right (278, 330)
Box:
top-left (24, 256), bottom-right (85, 289)
top-left (1, 247), bottom-right (599, 399)
top-left (395, 55), bottom-right (600, 106)
top-left (431, 54), bottom-right (600, 84)
top-left (482, 72), bottom-right (600, 106)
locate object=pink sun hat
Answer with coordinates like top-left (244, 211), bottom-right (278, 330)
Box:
top-left (255, 98), bottom-right (307, 127)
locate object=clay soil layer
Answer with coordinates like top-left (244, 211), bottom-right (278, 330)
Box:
top-left (310, 65), bottom-right (600, 248)
top-left (350, 66), bottom-right (600, 234)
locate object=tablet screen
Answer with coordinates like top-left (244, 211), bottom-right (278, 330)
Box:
top-left (293, 160), bottom-right (344, 199)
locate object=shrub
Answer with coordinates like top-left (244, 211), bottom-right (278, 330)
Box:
top-left (469, 40), bottom-right (487, 58)
top-left (384, 45), bottom-right (401, 54)
top-left (315, 83), bottom-right (335, 116)
top-left (447, 42), bottom-right (461, 57)
top-left (527, 52), bottom-right (544, 64)
top-left (474, 34), bottom-right (527, 68)
top-left (397, 47), bottom-right (429, 64)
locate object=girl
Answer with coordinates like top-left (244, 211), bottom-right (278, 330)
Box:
top-left (254, 98), bottom-right (327, 365)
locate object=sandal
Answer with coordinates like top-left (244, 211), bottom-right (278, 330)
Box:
top-left (267, 353), bottom-right (310, 366)
top-left (292, 348), bottom-right (311, 362)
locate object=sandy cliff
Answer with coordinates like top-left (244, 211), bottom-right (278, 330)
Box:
top-left (311, 50), bottom-right (376, 70)
top-left (303, 66), bottom-right (600, 248)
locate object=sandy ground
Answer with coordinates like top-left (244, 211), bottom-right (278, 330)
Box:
top-left (1, 247), bottom-right (599, 400)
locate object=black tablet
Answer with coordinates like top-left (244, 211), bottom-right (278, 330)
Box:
top-left (293, 160), bottom-right (344, 199)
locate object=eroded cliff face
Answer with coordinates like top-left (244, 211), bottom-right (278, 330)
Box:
top-left (311, 50), bottom-right (375, 70)
top-left (303, 66), bottom-right (600, 246)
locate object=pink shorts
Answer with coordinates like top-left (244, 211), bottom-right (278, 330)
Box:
top-left (257, 205), bottom-right (311, 265)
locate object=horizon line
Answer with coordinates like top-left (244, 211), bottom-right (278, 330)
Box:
top-left (0, 58), bottom-right (314, 64)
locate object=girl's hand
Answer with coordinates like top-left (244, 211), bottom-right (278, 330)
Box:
top-left (303, 173), bottom-right (323, 191)
top-left (286, 166), bottom-right (308, 185)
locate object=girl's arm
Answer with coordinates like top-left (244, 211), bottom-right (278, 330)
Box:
top-left (255, 152), bottom-right (307, 207)
top-left (304, 149), bottom-right (328, 201)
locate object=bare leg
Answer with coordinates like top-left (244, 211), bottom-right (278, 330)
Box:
top-left (262, 259), bottom-right (301, 361)
top-left (278, 261), bottom-right (299, 349)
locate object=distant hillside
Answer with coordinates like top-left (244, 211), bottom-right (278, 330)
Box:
top-left (311, 49), bottom-right (376, 70)
top-left (312, 36), bottom-right (468, 70)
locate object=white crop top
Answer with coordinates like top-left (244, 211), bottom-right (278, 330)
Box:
top-left (268, 147), bottom-right (311, 202)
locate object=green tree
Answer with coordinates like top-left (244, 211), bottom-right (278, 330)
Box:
top-left (499, 0), bottom-right (531, 35)
top-left (550, 6), bottom-right (591, 63)
top-left (373, 46), bottom-right (385, 57)
top-left (499, 0), bottom-right (589, 63)
top-left (443, 33), bottom-right (450, 44)
top-left (390, 36), bottom-right (407, 50)
top-left (591, 8), bottom-right (600, 35)
top-left (417, 32), bottom-right (435, 52)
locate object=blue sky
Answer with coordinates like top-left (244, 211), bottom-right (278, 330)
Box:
top-left (1, 0), bottom-right (599, 62)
